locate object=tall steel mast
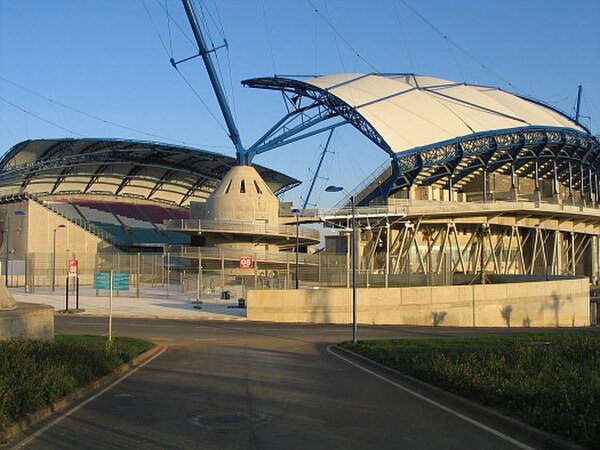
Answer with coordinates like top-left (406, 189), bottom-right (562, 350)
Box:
top-left (575, 85), bottom-right (582, 124)
top-left (180, 0), bottom-right (247, 164)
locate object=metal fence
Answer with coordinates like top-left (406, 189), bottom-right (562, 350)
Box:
top-left (6, 247), bottom-right (461, 301)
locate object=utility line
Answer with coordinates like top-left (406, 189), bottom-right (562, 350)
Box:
top-left (0, 75), bottom-right (231, 149)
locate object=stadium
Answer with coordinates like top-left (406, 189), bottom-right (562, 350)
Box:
top-left (1, 73), bottom-right (598, 325)
top-left (0, 1), bottom-right (598, 327)
top-left (243, 73), bottom-right (600, 287)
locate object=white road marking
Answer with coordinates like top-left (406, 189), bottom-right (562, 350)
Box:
top-left (327, 345), bottom-right (533, 450)
top-left (15, 347), bottom-right (166, 448)
top-left (194, 338), bottom-right (217, 341)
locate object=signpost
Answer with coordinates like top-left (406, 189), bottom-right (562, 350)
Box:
top-left (62, 259), bottom-right (82, 313)
top-left (239, 255), bottom-right (253, 269)
top-left (94, 271), bottom-right (129, 341)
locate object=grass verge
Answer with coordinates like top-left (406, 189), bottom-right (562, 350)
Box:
top-left (342, 333), bottom-right (599, 449)
top-left (0, 335), bottom-right (154, 434)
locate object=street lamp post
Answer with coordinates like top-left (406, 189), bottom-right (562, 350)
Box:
top-left (52, 225), bottom-right (66, 292)
top-left (326, 186), bottom-right (357, 344)
top-left (4, 210), bottom-right (25, 287)
top-left (292, 209), bottom-right (300, 289)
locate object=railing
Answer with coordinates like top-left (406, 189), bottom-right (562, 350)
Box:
top-left (164, 219), bottom-right (321, 241)
top-left (39, 200), bottom-right (117, 245)
top-left (332, 160), bottom-right (391, 210)
top-left (167, 245), bottom-right (320, 265)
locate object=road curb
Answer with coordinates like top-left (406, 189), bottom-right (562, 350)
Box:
top-left (0, 344), bottom-right (165, 444)
top-left (330, 345), bottom-right (584, 450)
top-left (53, 311), bottom-right (246, 321)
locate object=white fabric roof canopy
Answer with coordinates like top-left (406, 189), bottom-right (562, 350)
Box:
top-left (304, 74), bottom-right (585, 154)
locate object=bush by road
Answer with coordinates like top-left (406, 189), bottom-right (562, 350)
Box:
top-left (0, 335), bottom-right (153, 433)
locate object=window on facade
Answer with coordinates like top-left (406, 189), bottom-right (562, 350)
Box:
top-left (240, 180), bottom-right (246, 193)
top-left (254, 180), bottom-right (262, 194)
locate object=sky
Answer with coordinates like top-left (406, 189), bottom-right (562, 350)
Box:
top-left (0, 0), bottom-right (599, 209)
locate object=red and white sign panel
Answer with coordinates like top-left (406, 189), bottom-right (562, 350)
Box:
top-left (68, 260), bottom-right (79, 276)
top-left (239, 255), bottom-right (253, 269)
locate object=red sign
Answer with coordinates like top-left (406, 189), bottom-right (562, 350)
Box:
top-left (68, 260), bottom-right (79, 277)
top-left (239, 255), bottom-right (253, 269)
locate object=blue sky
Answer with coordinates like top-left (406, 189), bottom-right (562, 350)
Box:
top-left (1, 0), bottom-right (598, 208)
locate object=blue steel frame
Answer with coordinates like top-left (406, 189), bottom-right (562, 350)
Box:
top-left (373, 126), bottom-right (600, 205)
top-left (0, 139), bottom-right (301, 206)
top-left (243, 74), bottom-right (600, 205)
top-left (242, 76), bottom-right (395, 162)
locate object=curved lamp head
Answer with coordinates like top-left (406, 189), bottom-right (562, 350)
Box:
top-left (325, 185), bottom-right (344, 193)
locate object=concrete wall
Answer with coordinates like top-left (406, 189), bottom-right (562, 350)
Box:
top-left (0, 303), bottom-right (54, 341)
top-left (247, 278), bottom-right (590, 327)
top-left (25, 200), bottom-right (102, 256)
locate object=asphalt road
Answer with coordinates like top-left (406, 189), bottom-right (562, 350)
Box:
top-left (11, 317), bottom-right (592, 450)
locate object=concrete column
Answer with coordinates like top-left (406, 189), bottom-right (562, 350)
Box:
top-left (571, 232), bottom-right (576, 275)
top-left (556, 231), bottom-right (563, 275)
top-left (385, 222), bottom-right (390, 288)
top-left (568, 161), bottom-right (574, 203)
top-left (592, 235), bottom-right (599, 285)
top-left (482, 167), bottom-right (488, 203)
top-left (580, 164), bottom-right (586, 206)
top-left (510, 162), bottom-right (518, 201)
top-left (553, 160), bottom-right (560, 203)
top-left (346, 233), bottom-right (350, 289)
top-left (533, 159), bottom-right (541, 203)
top-left (220, 248), bottom-right (225, 293)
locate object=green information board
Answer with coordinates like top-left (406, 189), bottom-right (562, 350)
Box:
top-left (94, 272), bottom-right (129, 291)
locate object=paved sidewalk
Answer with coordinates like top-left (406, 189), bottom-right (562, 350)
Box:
top-left (10, 286), bottom-right (247, 320)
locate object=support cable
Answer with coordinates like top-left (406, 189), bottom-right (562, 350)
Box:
top-left (0, 74), bottom-right (231, 149)
top-left (392, 1), bottom-right (415, 73)
top-left (398, 0), bottom-right (527, 94)
top-left (166, 0), bottom-right (174, 57)
top-left (152, 0), bottom-right (198, 48)
top-left (196, 0), bottom-right (237, 122)
top-left (302, 129), bottom-right (334, 212)
top-left (305, 0), bottom-right (379, 72)
top-left (172, 68), bottom-right (229, 135)
top-left (0, 95), bottom-right (83, 137)
top-left (141, 0), bottom-right (171, 57)
top-left (261, 0), bottom-right (277, 74)
top-left (143, 0), bottom-right (231, 139)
